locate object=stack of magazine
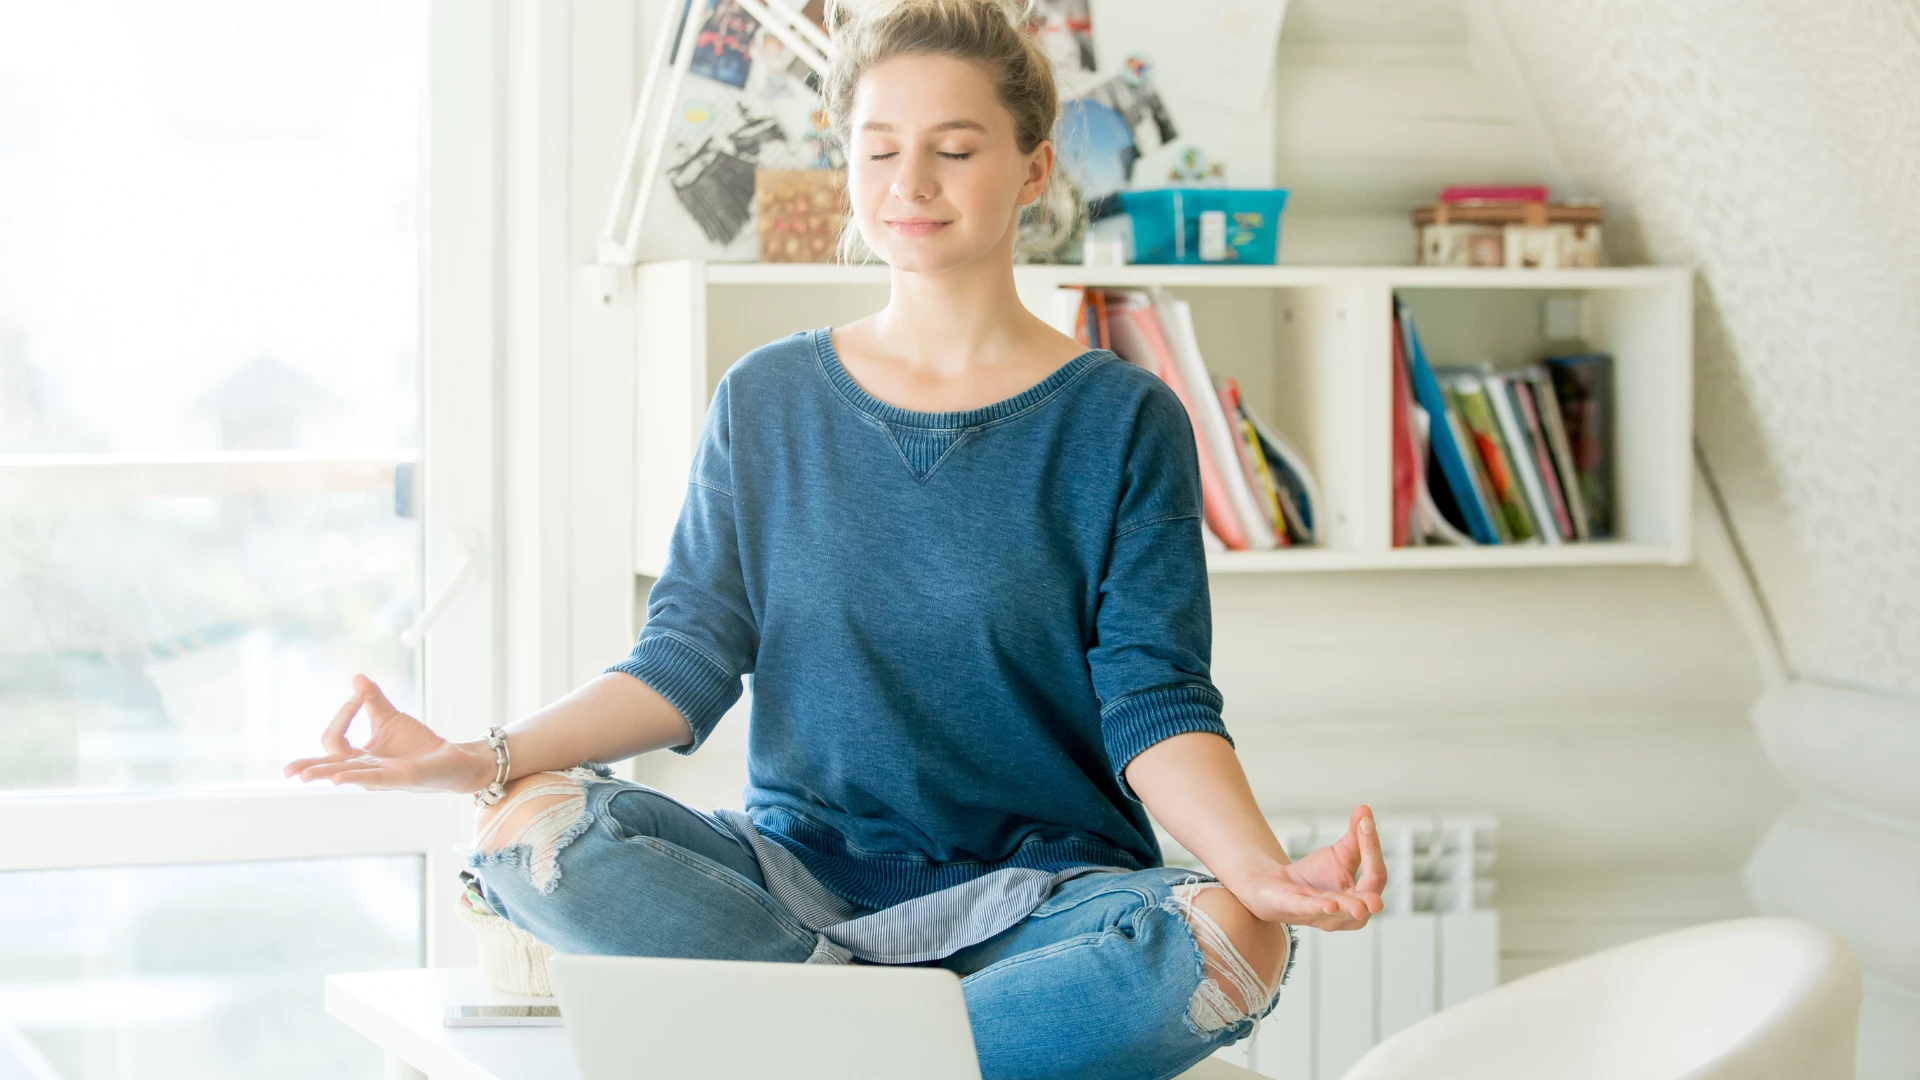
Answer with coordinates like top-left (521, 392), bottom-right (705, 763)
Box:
top-left (1392, 295), bottom-right (1614, 547)
top-left (1063, 286), bottom-right (1320, 552)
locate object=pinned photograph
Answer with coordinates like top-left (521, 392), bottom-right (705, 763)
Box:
top-left (1094, 55), bottom-right (1177, 155)
top-left (1055, 96), bottom-right (1138, 202)
top-left (1026, 0), bottom-right (1095, 72)
top-left (667, 99), bottom-right (790, 245)
top-left (689, 0), bottom-right (759, 90)
top-left (1054, 53), bottom-right (1180, 204)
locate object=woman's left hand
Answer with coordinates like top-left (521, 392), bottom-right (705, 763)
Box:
top-left (1231, 804), bottom-right (1386, 931)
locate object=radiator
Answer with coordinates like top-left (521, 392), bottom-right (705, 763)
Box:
top-left (1156, 814), bottom-right (1501, 1079)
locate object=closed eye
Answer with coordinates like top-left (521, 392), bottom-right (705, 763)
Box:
top-left (869, 152), bottom-right (898, 161)
top-left (938, 152), bottom-right (972, 160)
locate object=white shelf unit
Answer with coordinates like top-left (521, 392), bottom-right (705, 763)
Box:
top-left (633, 261), bottom-right (1693, 577)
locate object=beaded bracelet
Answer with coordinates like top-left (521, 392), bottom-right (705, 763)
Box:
top-left (472, 726), bottom-right (510, 807)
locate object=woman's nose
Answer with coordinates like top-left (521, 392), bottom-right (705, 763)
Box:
top-left (889, 149), bottom-right (939, 203)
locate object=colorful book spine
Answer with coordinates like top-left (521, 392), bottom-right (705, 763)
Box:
top-left (1443, 384), bottom-right (1509, 543)
top-left (1487, 374), bottom-right (1560, 546)
top-left (1545, 354), bottom-right (1614, 539)
top-left (1065, 287), bottom-right (1090, 347)
top-left (1217, 378), bottom-right (1287, 546)
top-left (1527, 367), bottom-right (1590, 540)
top-left (1395, 298), bottom-right (1501, 545)
top-left (1511, 375), bottom-right (1574, 540)
top-left (1389, 310), bottom-right (1421, 547)
top-left (1243, 407), bottom-right (1320, 545)
top-left (1447, 372), bottom-right (1537, 542)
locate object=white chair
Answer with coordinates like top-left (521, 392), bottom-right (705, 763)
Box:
top-left (1178, 1059), bottom-right (1258, 1078)
top-left (1343, 916), bottom-right (1861, 1080)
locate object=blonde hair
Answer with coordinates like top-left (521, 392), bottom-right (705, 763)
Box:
top-left (822, 0), bottom-right (1069, 263)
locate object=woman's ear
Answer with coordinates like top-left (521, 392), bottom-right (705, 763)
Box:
top-left (1017, 140), bottom-right (1055, 208)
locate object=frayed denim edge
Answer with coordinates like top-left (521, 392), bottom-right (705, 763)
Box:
top-left (464, 805), bottom-right (597, 896)
top-left (463, 763), bottom-right (615, 896)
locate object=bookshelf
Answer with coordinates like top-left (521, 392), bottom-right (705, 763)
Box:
top-left (633, 260), bottom-right (1693, 577)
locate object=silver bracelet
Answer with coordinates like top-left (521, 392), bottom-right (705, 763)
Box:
top-left (473, 726), bottom-right (511, 807)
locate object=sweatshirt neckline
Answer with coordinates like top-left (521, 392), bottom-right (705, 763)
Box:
top-left (812, 326), bottom-right (1110, 430)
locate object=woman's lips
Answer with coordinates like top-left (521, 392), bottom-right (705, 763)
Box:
top-left (884, 218), bottom-right (952, 237)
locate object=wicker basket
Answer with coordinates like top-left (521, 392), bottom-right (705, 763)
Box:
top-left (456, 896), bottom-right (557, 996)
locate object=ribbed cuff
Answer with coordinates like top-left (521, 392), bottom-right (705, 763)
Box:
top-left (604, 633), bottom-right (743, 755)
top-left (1101, 682), bottom-right (1231, 802)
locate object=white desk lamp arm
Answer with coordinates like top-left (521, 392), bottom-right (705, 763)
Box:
top-left (400, 533), bottom-right (485, 649)
top-left (595, 0), bottom-right (835, 281)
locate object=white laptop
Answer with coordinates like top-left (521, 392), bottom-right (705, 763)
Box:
top-left (547, 953), bottom-right (982, 1080)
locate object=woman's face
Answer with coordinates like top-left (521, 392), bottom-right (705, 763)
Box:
top-left (846, 52), bottom-right (1051, 273)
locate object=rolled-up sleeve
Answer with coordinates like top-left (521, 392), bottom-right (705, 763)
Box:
top-left (605, 377), bottom-right (757, 755)
top-left (1087, 385), bottom-right (1232, 801)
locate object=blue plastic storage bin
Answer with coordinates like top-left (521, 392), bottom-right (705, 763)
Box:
top-left (1119, 187), bottom-right (1289, 265)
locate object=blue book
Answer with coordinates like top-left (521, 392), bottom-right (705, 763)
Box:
top-left (1395, 297), bottom-right (1500, 544)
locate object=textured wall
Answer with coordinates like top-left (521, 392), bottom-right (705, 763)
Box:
top-left (1490, 0), bottom-right (1920, 695)
top-left (1482, 6), bottom-right (1920, 1071)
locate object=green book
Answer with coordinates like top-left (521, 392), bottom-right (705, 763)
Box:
top-left (1440, 384), bottom-right (1508, 544)
top-left (1444, 372), bottom-right (1538, 542)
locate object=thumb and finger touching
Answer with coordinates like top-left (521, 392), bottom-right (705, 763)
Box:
top-left (317, 690), bottom-right (363, 758)
top-left (356, 673), bottom-right (401, 721)
top-left (1354, 804), bottom-right (1388, 904)
top-left (289, 676), bottom-right (398, 782)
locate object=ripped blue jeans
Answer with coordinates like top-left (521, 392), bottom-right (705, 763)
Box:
top-left (466, 767), bottom-right (1289, 1080)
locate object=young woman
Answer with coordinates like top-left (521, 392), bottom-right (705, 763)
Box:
top-left (287, 2), bottom-right (1384, 1076)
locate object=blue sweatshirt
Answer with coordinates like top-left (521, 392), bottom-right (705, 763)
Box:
top-left (608, 326), bottom-right (1230, 911)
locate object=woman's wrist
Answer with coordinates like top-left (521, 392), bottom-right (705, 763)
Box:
top-left (454, 738), bottom-right (501, 793)
top-left (1214, 852), bottom-right (1291, 905)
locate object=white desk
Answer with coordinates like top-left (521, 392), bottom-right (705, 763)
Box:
top-left (328, 966), bottom-right (1259, 1080)
top-left (327, 967), bottom-right (574, 1080)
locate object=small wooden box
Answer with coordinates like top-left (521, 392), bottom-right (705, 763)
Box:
top-left (755, 169), bottom-right (849, 263)
top-left (1414, 200), bottom-right (1603, 269)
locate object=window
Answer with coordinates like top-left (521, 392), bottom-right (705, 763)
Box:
top-left (0, 856), bottom-right (423, 1079)
top-left (0, 1), bottom-right (426, 793)
top-left (0, 4), bottom-right (492, 1076)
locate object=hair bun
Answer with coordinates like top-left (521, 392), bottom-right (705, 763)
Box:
top-left (825, 0), bottom-right (1037, 36)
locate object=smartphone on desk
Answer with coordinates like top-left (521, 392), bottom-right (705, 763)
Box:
top-left (443, 1003), bottom-right (563, 1027)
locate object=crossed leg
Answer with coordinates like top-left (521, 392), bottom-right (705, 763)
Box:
top-left (466, 768), bottom-right (822, 963)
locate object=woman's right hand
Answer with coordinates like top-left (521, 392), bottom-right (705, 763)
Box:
top-left (283, 674), bottom-right (494, 794)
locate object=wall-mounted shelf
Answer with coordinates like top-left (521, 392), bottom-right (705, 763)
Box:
top-left (1205, 541), bottom-right (1681, 574)
top-left (701, 261), bottom-right (1686, 290)
top-left (633, 260), bottom-right (1693, 578)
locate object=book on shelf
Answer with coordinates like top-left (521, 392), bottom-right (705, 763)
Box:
top-left (1152, 289), bottom-right (1279, 551)
top-left (1067, 287), bottom-right (1111, 350)
top-left (1484, 373), bottom-right (1560, 544)
top-left (1219, 375), bottom-right (1319, 546)
top-left (1393, 295), bottom-right (1615, 547)
top-left (1216, 378), bottom-right (1289, 547)
top-left (1448, 370), bottom-right (1539, 543)
top-left (1068, 285), bottom-right (1319, 552)
top-left (1504, 372), bottom-right (1575, 541)
top-left (1527, 367), bottom-right (1591, 540)
top-left (1389, 311), bottom-right (1423, 546)
top-left (1544, 354), bottom-right (1614, 539)
top-left (1395, 298), bottom-right (1501, 545)
top-left (1242, 393), bottom-right (1319, 545)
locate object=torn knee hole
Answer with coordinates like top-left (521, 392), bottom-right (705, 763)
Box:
top-left (1167, 881), bottom-right (1288, 1033)
top-left (471, 768), bottom-right (596, 893)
